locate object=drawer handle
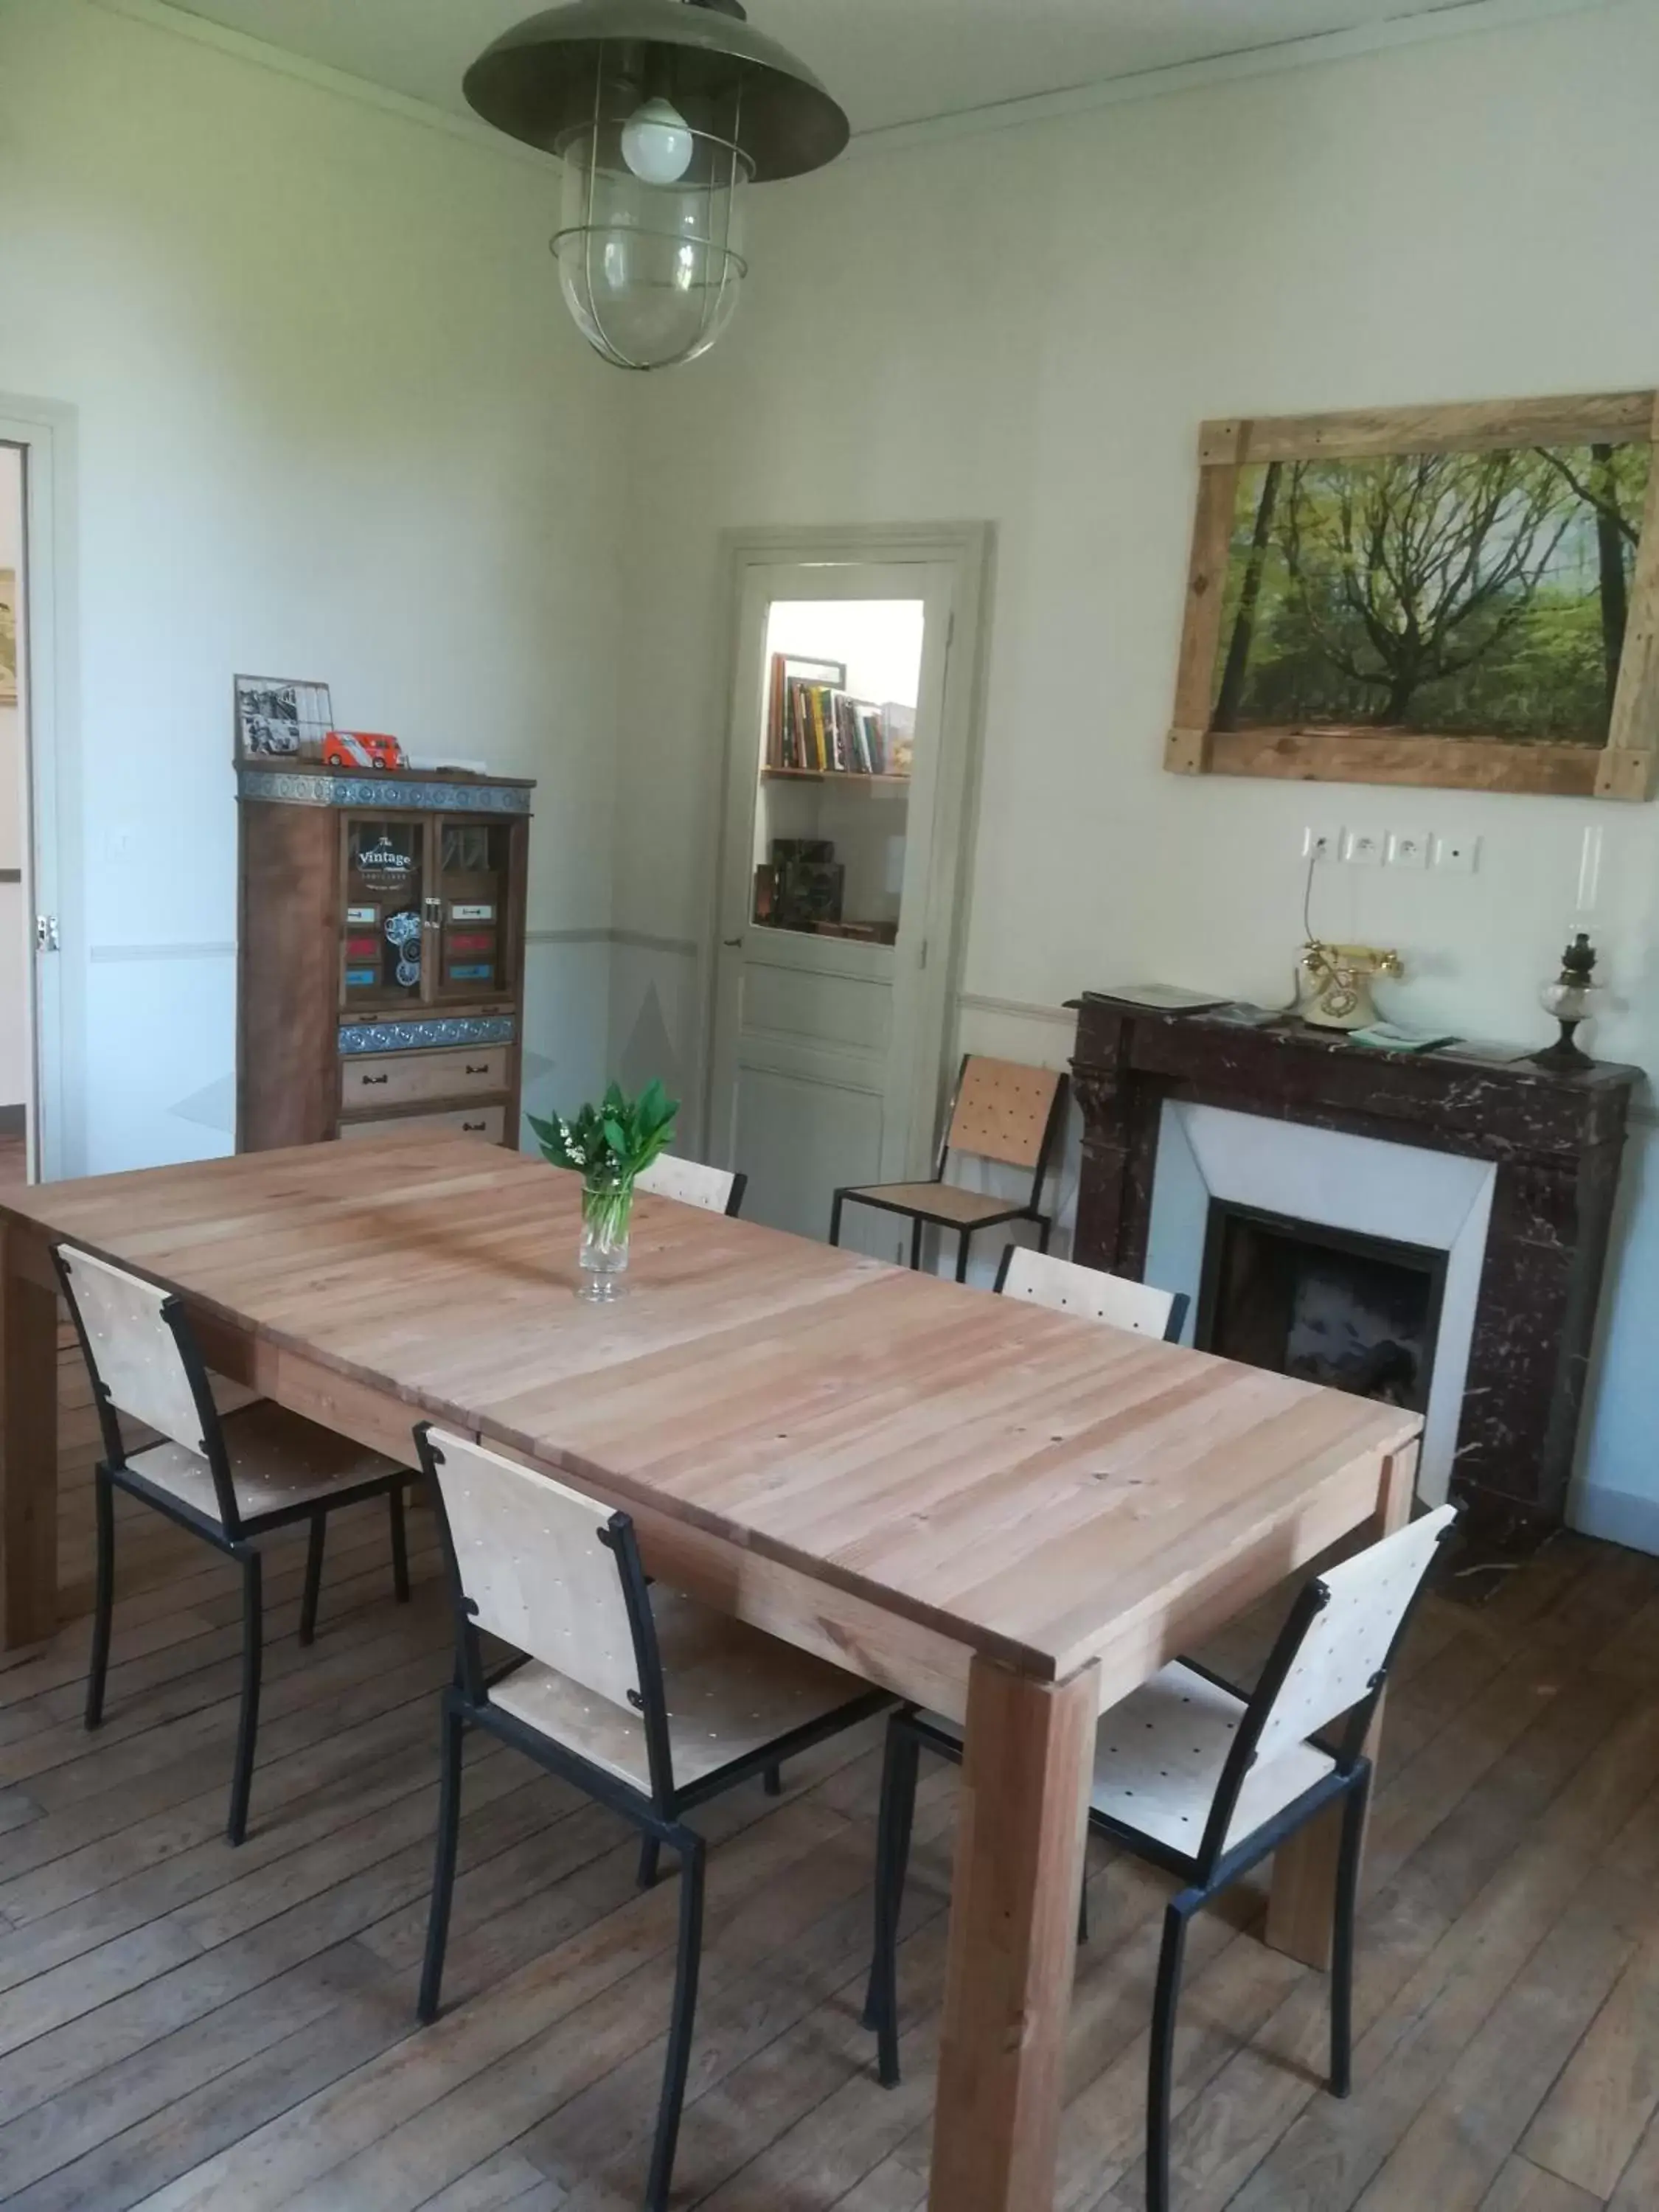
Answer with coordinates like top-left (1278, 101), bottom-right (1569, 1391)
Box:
top-left (361, 1074), bottom-right (389, 1086)
top-left (465, 1062), bottom-right (490, 1075)
top-left (462, 1120), bottom-right (484, 1132)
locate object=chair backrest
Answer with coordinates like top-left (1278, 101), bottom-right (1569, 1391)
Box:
top-left (634, 1154), bottom-right (745, 1217)
top-left (996, 1245), bottom-right (1187, 1341)
top-left (1250, 1503), bottom-right (1457, 1772)
top-left (942, 1057), bottom-right (1065, 1175)
top-left (420, 1425), bottom-right (648, 1717)
top-left (55, 1244), bottom-right (210, 1459)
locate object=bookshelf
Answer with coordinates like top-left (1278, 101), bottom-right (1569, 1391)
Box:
top-left (761, 767), bottom-right (911, 787)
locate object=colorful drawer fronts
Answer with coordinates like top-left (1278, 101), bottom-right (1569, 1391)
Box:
top-left (237, 768), bottom-right (533, 1153)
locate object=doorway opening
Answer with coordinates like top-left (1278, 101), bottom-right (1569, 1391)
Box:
top-left (0, 449), bottom-right (31, 1188)
top-left (706, 527), bottom-right (989, 1248)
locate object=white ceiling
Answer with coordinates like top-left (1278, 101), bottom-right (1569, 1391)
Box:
top-left (164, 0), bottom-right (1486, 139)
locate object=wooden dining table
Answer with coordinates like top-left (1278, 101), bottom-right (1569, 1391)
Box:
top-left (0, 1132), bottom-right (1421, 2212)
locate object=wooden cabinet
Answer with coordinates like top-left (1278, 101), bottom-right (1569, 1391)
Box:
top-left (236, 766), bottom-right (534, 1152)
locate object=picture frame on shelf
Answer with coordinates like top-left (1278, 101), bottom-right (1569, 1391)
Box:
top-left (234, 674), bottom-right (334, 763)
top-left (1166, 389), bottom-right (1659, 799)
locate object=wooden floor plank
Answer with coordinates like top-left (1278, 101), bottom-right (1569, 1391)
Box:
top-left (0, 1358), bottom-right (1647, 2212)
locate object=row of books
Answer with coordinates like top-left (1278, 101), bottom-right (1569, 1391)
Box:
top-left (766, 654), bottom-right (911, 776)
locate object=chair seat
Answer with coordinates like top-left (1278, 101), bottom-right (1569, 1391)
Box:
top-left (490, 1588), bottom-right (873, 1792)
top-left (843, 1181), bottom-right (1030, 1227)
top-left (125, 1400), bottom-right (406, 1527)
top-left (1089, 1661), bottom-right (1335, 1858)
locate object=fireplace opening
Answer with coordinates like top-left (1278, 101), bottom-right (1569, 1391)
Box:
top-left (1194, 1201), bottom-right (1448, 1411)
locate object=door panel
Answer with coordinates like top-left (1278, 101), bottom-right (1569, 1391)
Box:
top-left (709, 557), bottom-right (960, 1243)
top-left (730, 1062), bottom-right (888, 1245)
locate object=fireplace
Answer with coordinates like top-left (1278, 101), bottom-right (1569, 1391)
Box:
top-left (1196, 1203), bottom-right (1448, 1413)
top-left (1068, 995), bottom-right (1641, 1545)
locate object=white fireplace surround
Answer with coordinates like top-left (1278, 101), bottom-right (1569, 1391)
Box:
top-left (1144, 1102), bottom-right (1497, 1509)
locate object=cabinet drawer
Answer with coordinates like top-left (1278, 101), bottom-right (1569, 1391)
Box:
top-left (339, 1047), bottom-right (508, 1110)
top-left (339, 1105), bottom-right (506, 1144)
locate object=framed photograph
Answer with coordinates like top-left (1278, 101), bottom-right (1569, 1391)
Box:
top-left (1166, 391), bottom-right (1659, 799)
top-left (0, 570), bottom-right (16, 709)
top-left (234, 675), bottom-right (334, 763)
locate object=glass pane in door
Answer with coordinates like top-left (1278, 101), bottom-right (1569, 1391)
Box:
top-left (435, 819), bottom-right (514, 999)
top-left (341, 815), bottom-right (428, 1008)
top-left (752, 600), bottom-right (924, 942)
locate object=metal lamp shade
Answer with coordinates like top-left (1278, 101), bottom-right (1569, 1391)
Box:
top-left (466, 0), bottom-right (847, 370)
top-left (464, 0), bottom-right (849, 181)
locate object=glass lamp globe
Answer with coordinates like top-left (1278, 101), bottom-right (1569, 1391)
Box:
top-left (553, 93), bottom-right (751, 371)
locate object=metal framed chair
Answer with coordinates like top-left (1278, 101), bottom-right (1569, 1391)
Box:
top-left (633, 1153), bottom-right (748, 1217)
top-left (994, 1243), bottom-right (1189, 1340)
top-left (865, 1503), bottom-right (1458, 2212)
top-left (829, 1055), bottom-right (1068, 1281)
top-left (413, 1422), bottom-right (890, 2212)
top-left (55, 1242), bottom-right (416, 1846)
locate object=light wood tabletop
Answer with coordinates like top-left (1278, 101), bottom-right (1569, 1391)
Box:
top-left (0, 1133), bottom-right (1421, 2212)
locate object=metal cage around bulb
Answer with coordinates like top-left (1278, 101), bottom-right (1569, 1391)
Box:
top-left (553, 76), bottom-right (751, 370)
top-left (465, 0), bottom-right (847, 372)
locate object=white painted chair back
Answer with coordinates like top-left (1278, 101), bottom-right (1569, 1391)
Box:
top-left (57, 1245), bottom-right (208, 1455)
top-left (634, 1154), bottom-right (740, 1216)
top-left (999, 1246), bottom-right (1180, 1338)
top-left (424, 1426), bottom-right (643, 1714)
top-left (1252, 1504), bottom-right (1455, 1767)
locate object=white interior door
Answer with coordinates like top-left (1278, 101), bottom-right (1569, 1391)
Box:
top-left (707, 553), bottom-right (966, 1248)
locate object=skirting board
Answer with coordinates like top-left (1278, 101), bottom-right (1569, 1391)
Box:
top-left (1571, 1481), bottom-right (1659, 1559)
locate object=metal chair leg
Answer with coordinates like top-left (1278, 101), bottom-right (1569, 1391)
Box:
top-left (644, 1830), bottom-right (705, 2212)
top-left (1147, 1897), bottom-right (1194, 2212)
top-left (829, 1192), bottom-right (845, 1248)
top-left (86, 1467), bottom-right (115, 1731)
top-left (1077, 1834), bottom-right (1091, 1947)
top-left (390, 1481), bottom-right (411, 1604)
top-left (955, 1226), bottom-right (971, 1283)
top-left (865, 1718), bottom-right (920, 2087)
top-left (227, 1548), bottom-right (263, 1846)
top-left (299, 1513), bottom-right (326, 1647)
top-left (418, 1696), bottom-right (467, 2024)
top-left (1330, 1770), bottom-right (1371, 2099)
top-left (908, 1217), bottom-right (923, 1271)
top-left (1037, 1214), bottom-right (1054, 1256)
top-left (638, 1834), bottom-right (661, 1891)
top-left (763, 1764), bottom-right (782, 1797)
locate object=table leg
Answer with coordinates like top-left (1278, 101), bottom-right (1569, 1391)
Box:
top-left (930, 1653), bottom-right (1098, 2212)
top-left (0, 1224), bottom-right (59, 1649)
top-left (1265, 1440), bottom-right (1419, 1967)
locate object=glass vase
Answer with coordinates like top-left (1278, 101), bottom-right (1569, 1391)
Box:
top-left (578, 1173), bottom-right (634, 1301)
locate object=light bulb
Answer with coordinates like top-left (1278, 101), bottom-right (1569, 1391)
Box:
top-left (620, 97), bottom-right (695, 187)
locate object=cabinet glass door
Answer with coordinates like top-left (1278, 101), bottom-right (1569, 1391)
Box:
top-left (341, 815), bottom-right (430, 1009)
top-left (434, 819), bottom-right (515, 1001)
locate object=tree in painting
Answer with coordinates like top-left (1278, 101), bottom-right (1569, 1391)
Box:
top-left (1213, 442), bottom-right (1649, 745)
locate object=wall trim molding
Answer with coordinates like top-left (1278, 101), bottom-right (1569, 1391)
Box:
top-left (1571, 1478), bottom-right (1659, 1559)
top-left (89, 941), bottom-right (236, 964)
top-left (845, 0), bottom-right (1621, 160)
top-left (956, 992), bottom-right (1078, 1032)
top-left (92, 0), bottom-right (1618, 181)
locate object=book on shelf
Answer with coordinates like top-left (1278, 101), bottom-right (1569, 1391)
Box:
top-left (767, 653), bottom-right (908, 779)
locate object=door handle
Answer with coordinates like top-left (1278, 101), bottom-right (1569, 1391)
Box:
top-left (723, 936), bottom-right (742, 947)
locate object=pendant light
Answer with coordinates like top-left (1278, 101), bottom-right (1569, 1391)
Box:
top-left (465, 0), bottom-right (849, 372)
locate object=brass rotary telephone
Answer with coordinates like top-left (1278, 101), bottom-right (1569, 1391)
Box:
top-left (1295, 939), bottom-right (1402, 1030)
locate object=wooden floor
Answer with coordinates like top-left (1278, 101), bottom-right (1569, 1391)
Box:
top-left (0, 1341), bottom-right (1654, 2211)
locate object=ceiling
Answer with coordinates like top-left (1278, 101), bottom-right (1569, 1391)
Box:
top-left (164, 0), bottom-right (1486, 139)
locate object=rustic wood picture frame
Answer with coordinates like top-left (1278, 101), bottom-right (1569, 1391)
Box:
top-left (1166, 390), bottom-right (1659, 800)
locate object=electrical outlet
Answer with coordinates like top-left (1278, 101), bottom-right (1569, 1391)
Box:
top-left (1341, 828), bottom-right (1385, 867)
top-left (1301, 824), bottom-right (1342, 861)
top-left (1385, 830), bottom-right (1430, 870)
top-left (1432, 833), bottom-right (1481, 874)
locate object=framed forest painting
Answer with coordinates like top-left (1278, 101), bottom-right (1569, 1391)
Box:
top-left (1166, 392), bottom-right (1659, 799)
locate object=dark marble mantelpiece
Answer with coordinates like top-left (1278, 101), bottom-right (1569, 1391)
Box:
top-left (1069, 994), bottom-right (1644, 1546)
